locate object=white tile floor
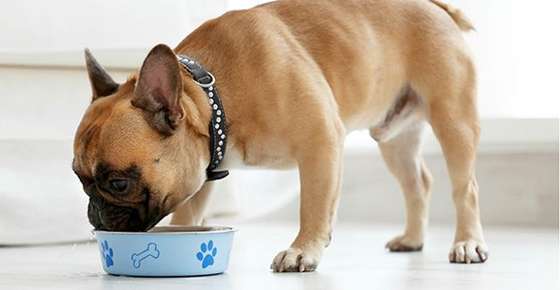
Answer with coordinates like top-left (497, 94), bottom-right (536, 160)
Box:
top-left (0, 223), bottom-right (557, 290)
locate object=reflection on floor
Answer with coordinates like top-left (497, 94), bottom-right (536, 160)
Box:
top-left (0, 223), bottom-right (557, 290)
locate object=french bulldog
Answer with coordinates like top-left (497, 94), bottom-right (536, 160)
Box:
top-left (73, 0), bottom-right (488, 272)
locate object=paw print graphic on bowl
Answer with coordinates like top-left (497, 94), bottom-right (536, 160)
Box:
top-left (101, 240), bottom-right (114, 267)
top-left (196, 240), bottom-right (217, 268)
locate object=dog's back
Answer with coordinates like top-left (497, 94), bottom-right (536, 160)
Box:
top-left (177, 0), bottom-right (474, 130)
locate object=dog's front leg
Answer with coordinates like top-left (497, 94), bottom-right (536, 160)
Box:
top-left (271, 134), bottom-right (343, 272)
top-left (170, 183), bottom-right (213, 226)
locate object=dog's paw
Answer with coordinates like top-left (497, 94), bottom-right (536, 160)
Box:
top-left (385, 235), bottom-right (423, 252)
top-left (449, 240), bottom-right (488, 264)
top-left (270, 247), bottom-right (321, 273)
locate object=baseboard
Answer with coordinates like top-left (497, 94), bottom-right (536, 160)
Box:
top-left (261, 142), bottom-right (559, 228)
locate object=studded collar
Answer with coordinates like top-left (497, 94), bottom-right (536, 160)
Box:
top-left (177, 55), bottom-right (229, 181)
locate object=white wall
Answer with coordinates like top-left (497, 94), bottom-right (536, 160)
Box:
top-left (0, 67), bottom-right (128, 140)
top-left (0, 0), bottom-right (227, 52)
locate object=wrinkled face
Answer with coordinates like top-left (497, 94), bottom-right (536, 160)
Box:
top-left (73, 45), bottom-right (208, 231)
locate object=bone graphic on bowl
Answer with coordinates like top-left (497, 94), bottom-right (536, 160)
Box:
top-left (131, 242), bottom-right (160, 268)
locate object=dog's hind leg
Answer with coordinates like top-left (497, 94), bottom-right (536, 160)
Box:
top-left (412, 50), bottom-right (488, 263)
top-left (372, 121), bottom-right (432, 252)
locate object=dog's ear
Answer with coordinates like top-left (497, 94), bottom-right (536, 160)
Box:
top-left (132, 44), bottom-right (184, 136)
top-left (84, 49), bottom-right (119, 101)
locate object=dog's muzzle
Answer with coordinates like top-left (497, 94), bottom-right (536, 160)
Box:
top-left (88, 196), bottom-right (161, 232)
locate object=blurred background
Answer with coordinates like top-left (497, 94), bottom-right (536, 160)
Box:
top-left (0, 0), bottom-right (558, 245)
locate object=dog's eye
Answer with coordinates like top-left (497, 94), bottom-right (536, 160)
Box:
top-left (109, 179), bottom-right (129, 194)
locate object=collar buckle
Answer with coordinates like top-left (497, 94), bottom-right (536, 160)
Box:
top-left (193, 72), bottom-right (215, 88)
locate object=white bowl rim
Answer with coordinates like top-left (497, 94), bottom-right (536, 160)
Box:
top-left (94, 225), bottom-right (236, 235)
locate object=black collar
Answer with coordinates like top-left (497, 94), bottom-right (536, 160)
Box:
top-left (177, 55), bottom-right (229, 181)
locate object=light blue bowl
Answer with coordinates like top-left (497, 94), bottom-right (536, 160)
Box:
top-left (94, 226), bottom-right (235, 277)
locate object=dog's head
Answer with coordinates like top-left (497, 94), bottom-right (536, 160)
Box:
top-left (73, 44), bottom-right (210, 231)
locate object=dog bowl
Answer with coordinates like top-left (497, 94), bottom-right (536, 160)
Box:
top-left (94, 226), bottom-right (235, 277)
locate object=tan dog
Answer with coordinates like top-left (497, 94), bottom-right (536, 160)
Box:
top-left (73, 0), bottom-right (488, 272)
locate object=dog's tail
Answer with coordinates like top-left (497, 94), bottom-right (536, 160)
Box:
top-left (429, 0), bottom-right (475, 31)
